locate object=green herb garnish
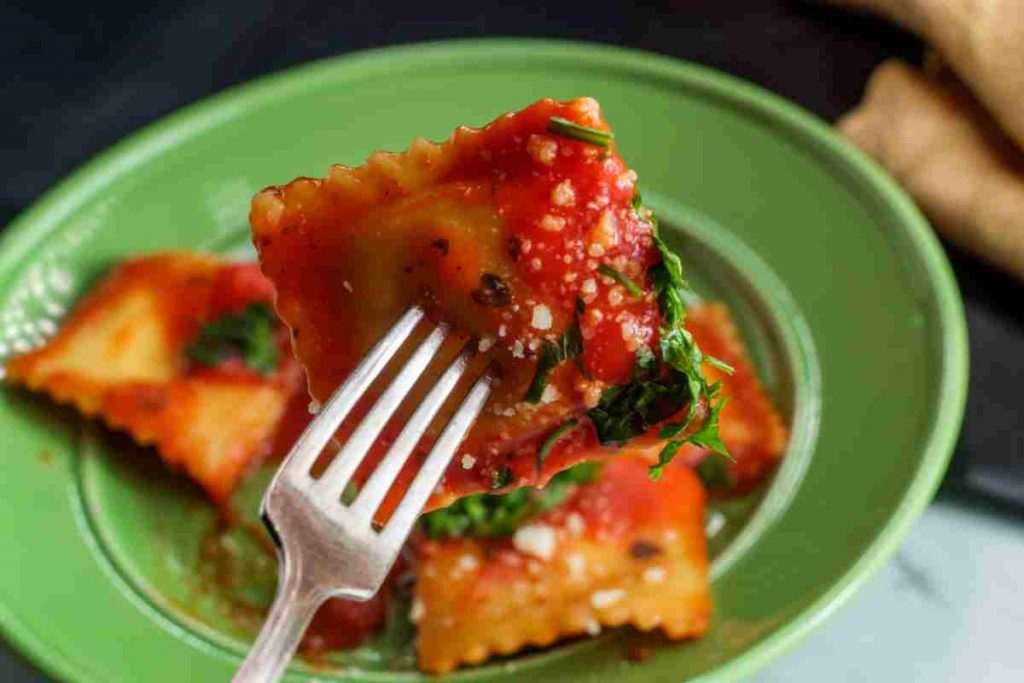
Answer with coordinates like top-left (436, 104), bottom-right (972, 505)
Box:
top-left (587, 191), bottom-right (734, 479)
top-left (695, 453), bottom-right (736, 491)
top-left (186, 302), bottom-right (279, 375)
top-left (546, 116), bottom-right (614, 149)
top-left (523, 299), bottom-right (586, 403)
top-left (597, 264), bottom-right (644, 297)
top-left (491, 466), bottom-right (513, 490)
top-left (523, 341), bottom-right (562, 404)
top-left (421, 462), bottom-right (602, 540)
top-left (536, 418), bottom-right (579, 471)
top-left (587, 350), bottom-right (692, 445)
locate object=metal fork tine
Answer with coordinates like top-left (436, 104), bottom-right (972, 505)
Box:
top-left (239, 309), bottom-right (492, 683)
top-left (274, 306), bottom-right (424, 482)
top-left (313, 321), bottom-right (450, 497)
top-left (380, 370), bottom-right (493, 546)
top-left (348, 342), bottom-right (475, 521)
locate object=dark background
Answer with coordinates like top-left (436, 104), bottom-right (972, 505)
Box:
top-left (2, 0), bottom-right (1022, 678)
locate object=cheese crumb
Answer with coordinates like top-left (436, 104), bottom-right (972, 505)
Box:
top-left (580, 277), bottom-right (598, 305)
top-left (551, 180), bottom-right (576, 207)
top-left (511, 340), bottom-right (525, 358)
top-left (540, 214), bottom-right (566, 232)
top-left (643, 566), bottom-right (667, 584)
top-left (410, 598), bottom-right (425, 623)
top-left (705, 510), bottom-right (727, 537)
top-left (564, 552), bottom-right (587, 581)
top-left (531, 304), bottom-right (553, 330)
top-left (513, 523), bottom-right (558, 561)
top-left (608, 286), bottom-right (624, 307)
top-left (616, 169), bottom-right (638, 191)
top-left (621, 319), bottom-right (642, 352)
top-left (461, 454), bottom-right (476, 469)
top-left (587, 210), bottom-right (619, 257)
top-left (527, 134), bottom-right (558, 166)
top-left (574, 97), bottom-right (601, 125)
top-left (540, 384), bottom-right (561, 404)
top-left (530, 257), bottom-right (543, 271)
top-left (590, 588), bottom-right (625, 609)
top-left (457, 554), bottom-right (479, 572)
top-left (576, 378), bottom-right (606, 408)
top-left (498, 324), bottom-right (507, 338)
top-left (585, 619), bottom-right (602, 636)
top-left (566, 512), bottom-right (586, 536)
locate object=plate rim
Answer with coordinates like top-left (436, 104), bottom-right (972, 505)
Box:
top-left (0, 38), bottom-right (968, 682)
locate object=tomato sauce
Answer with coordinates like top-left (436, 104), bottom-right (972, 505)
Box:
top-left (252, 98), bottom-right (675, 509)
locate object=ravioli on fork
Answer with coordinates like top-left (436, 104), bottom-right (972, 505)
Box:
top-left (251, 98), bottom-right (737, 513)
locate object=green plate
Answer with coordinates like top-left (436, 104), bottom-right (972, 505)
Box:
top-left (0, 40), bottom-right (967, 681)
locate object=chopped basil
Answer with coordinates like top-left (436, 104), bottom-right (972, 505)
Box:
top-left (695, 452), bottom-right (735, 491)
top-left (587, 190), bottom-right (734, 479)
top-left (536, 418), bottom-right (579, 471)
top-left (546, 116), bottom-right (614, 149)
top-left (597, 264), bottom-right (644, 297)
top-left (523, 341), bottom-right (560, 404)
top-left (421, 461), bottom-right (602, 540)
top-left (186, 302), bottom-right (279, 375)
top-left (587, 349), bottom-right (692, 445)
top-left (491, 466), bottom-right (513, 490)
top-left (523, 298), bottom-right (586, 403)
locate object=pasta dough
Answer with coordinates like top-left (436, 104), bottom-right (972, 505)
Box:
top-left (5, 253), bottom-right (302, 500)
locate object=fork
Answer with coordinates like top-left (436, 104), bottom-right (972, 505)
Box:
top-left (233, 305), bottom-right (492, 683)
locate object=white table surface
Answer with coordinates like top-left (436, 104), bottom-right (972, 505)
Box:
top-left (760, 497), bottom-right (1023, 682)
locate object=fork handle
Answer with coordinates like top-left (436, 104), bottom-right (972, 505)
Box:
top-left (233, 561), bottom-right (324, 683)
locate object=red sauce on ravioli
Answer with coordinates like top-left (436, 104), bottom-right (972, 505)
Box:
top-left (252, 99), bottom-right (699, 511)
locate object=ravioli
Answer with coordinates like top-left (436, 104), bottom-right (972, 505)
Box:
top-left (411, 457), bottom-right (710, 674)
top-left (684, 303), bottom-right (788, 489)
top-left (5, 253), bottom-right (302, 501)
top-left (251, 97), bottom-right (726, 512)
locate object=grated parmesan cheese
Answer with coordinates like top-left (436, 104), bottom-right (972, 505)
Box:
top-left (643, 566), bottom-right (667, 584)
top-left (410, 597), bottom-right (425, 623)
top-left (531, 304), bottom-right (553, 331)
top-left (590, 588), bottom-right (626, 609)
top-left (513, 523), bottom-right (557, 561)
top-left (540, 214), bottom-right (565, 232)
top-left (565, 512), bottom-right (586, 536)
top-left (551, 180), bottom-right (576, 207)
top-left (457, 554), bottom-right (479, 572)
top-left (564, 552), bottom-right (587, 581)
top-left (527, 134), bottom-right (558, 166)
top-left (540, 384), bottom-right (561, 404)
